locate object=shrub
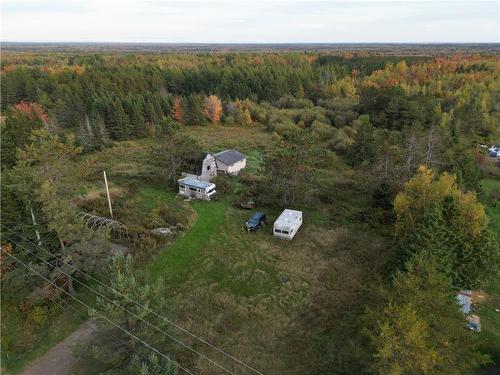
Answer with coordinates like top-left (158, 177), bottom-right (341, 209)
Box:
top-left (27, 305), bottom-right (49, 326)
top-left (146, 201), bottom-right (195, 229)
top-left (214, 174), bottom-right (231, 195)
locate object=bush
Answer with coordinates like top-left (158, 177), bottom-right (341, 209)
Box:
top-left (214, 174), bottom-right (231, 195)
top-left (311, 121), bottom-right (334, 139)
top-left (27, 305), bottom-right (49, 326)
top-left (146, 201), bottom-right (195, 229)
top-left (133, 235), bottom-right (157, 257)
top-left (272, 120), bottom-right (298, 135)
top-left (489, 187), bottom-right (500, 207)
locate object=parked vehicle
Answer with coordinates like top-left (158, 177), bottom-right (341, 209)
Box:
top-left (273, 209), bottom-right (302, 240)
top-left (244, 212), bottom-right (266, 232)
top-left (178, 177), bottom-right (216, 201)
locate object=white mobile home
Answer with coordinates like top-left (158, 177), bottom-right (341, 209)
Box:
top-left (213, 149), bottom-right (246, 175)
top-left (178, 177), bottom-right (216, 200)
top-left (273, 209), bottom-right (302, 240)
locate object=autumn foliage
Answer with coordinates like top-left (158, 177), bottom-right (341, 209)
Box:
top-left (394, 165), bottom-right (487, 239)
top-left (12, 101), bottom-right (48, 122)
top-left (172, 96), bottom-right (183, 122)
top-left (202, 95), bottom-right (223, 123)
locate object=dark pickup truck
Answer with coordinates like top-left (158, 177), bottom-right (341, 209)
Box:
top-left (244, 212), bottom-right (266, 232)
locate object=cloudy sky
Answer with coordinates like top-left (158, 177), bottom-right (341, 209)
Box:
top-left (2, 0), bottom-right (499, 43)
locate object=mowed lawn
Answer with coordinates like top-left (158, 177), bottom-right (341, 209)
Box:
top-left (145, 191), bottom-right (283, 297)
top-left (147, 198), bottom-right (227, 283)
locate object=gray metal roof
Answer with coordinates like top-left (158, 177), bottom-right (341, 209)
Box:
top-left (214, 149), bottom-right (246, 166)
top-left (178, 177), bottom-right (214, 189)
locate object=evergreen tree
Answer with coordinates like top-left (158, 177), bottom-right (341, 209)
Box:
top-left (183, 94), bottom-right (206, 125)
top-left (1, 103), bottom-right (46, 168)
top-left (405, 198), bottom-right (499, 289)
top-left (346, 115), bottom-right (377, 167)
top-left (124, 96), bottom-right (146, 138)
top-left (366, 252), bottom-right (489, 375)
top-left (83, 255), bottom-right (177, 375)
top-left (107, 99), bottom-right (131, 140)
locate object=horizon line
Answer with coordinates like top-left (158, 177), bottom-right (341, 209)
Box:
top-left (3, 41), bottom-right (500, 45)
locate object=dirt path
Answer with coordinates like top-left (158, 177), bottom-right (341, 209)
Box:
top-left (19, 322), bottom-right (96, 375)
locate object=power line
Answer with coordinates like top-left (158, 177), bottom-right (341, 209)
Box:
top-left (3, 234), bottom-right (235, 375)
top-left (49, 296), bottom-right (169, 374)
top-left (21, 278), bottom-right (143, 371)
top-left (1, 224), bottom-right (264, 375)
top-left (0, 248), bottom-right (194, 375)
top-left (22, 275), bottom-right (170, 375)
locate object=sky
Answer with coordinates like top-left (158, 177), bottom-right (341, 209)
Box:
top-left (1, 0), bottom-right (499, 43)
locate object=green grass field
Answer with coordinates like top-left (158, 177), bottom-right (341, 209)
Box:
top-left (147, 198), bottom-right (227, 283)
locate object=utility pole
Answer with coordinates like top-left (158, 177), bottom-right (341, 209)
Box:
top-left (103, 171), bottom-right (113, 219)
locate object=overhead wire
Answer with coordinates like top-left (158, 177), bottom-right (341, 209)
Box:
top-left (0, 247), bottom-right (194, 375)
top-left (1, 224), bottom-right (264, 375)
top-left (2, 233), bottom-right (235, 375)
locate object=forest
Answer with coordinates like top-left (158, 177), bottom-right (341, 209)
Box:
top-left (1, 47), bottom-right (499, 375)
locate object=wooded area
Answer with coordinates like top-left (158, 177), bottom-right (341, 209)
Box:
top-left (1, 48), bottom-right (499, 375)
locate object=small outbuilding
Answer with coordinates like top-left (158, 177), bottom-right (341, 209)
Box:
top-left (273, 209), bottom-right (302, 240)
top-left (213, 149), bottom-right (246, 175)
top-left (178, 177), bottom-right (216, 200)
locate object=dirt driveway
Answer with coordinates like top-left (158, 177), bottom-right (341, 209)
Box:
top-left (19, 322), bottom-right (96, 375)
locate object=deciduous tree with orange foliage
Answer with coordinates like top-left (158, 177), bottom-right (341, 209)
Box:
top-left (12, 101), bottom-right (48, 122)
top-left (202, 95), bottom-right (223, 123)
top-left (172, 96), bottom-right (184, 123)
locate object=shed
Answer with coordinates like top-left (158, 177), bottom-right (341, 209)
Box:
top-left (273, 209), bottom-right (302, 240)
top-left (213, 149), bottom-right (246, 175)
top-left (178, 177), bottom-right (216, 200)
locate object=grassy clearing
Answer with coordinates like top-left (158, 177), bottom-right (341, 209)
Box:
top-left (147, 198), bottom-right (227, 284)
top-left (8, 126), bottom-right (389, 374)
top-left (245, 149), bottom-right (264, 175)
top-left (180, 125), bottom-right (273, 154)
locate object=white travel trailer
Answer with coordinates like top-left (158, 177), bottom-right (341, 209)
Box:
top-left (273, 209), bottom-right (302, 240)
top-left (178, 177), bottom-right (216, 200)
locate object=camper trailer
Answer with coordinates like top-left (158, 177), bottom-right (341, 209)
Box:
top-left (273, 209), bottom-right (302, 240)
top-left (178, 177), bottom-right (216, 200)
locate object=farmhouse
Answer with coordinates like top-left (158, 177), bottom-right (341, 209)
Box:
top-left (273, 209), bottom-right (302, 240)
top-left (190, 152), bottom-right (218, 181)
top-left (178, 177), bottom-right (216, 200)
top-left (213, 149), bottom-right (246, 175)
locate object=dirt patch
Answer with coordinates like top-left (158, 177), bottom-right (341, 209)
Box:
top-left (19, 322), bottom-right (96, 375)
